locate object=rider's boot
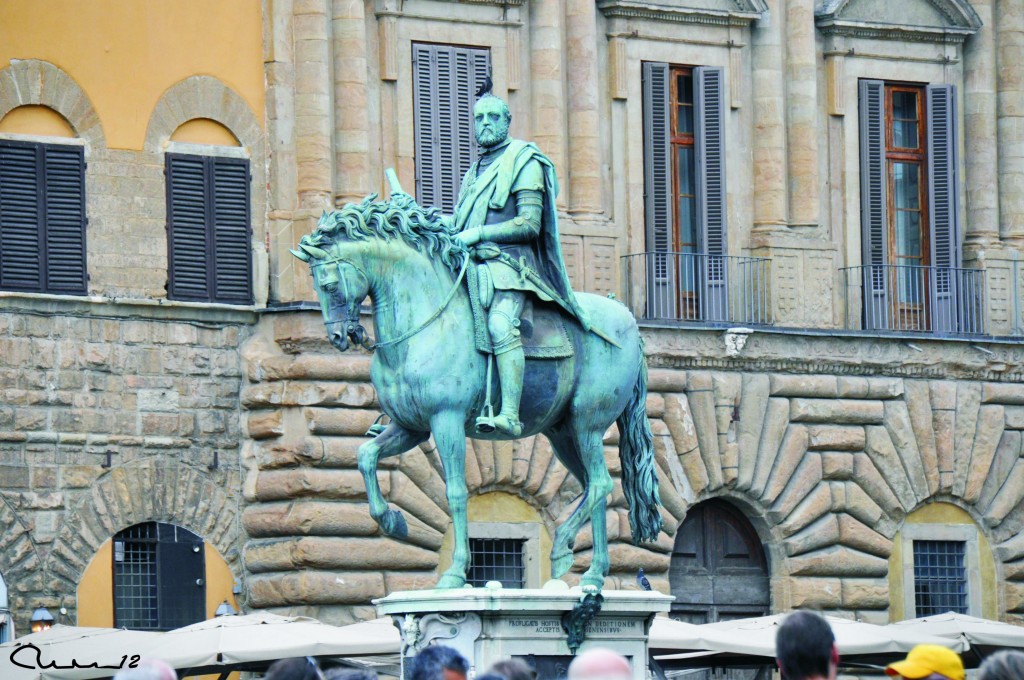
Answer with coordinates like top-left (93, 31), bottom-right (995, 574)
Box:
top-left (490, 346), bottom-right (524, 437)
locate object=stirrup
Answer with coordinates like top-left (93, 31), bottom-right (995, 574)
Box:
top-left (476, 414), bottom-right (522, 437)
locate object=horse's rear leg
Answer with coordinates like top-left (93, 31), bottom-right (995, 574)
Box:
top-left (430, 411), bottom-right (471, 589)
top-left (358, 423), bottom-right (429, 539)
top-left (545, 426), bottom-right (607, 582)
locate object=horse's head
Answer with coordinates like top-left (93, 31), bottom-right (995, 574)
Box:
top-left (291, 217), bottom-right (371, 352)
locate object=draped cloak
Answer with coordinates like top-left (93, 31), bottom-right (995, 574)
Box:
top-left (452, 139), bottom-right (590, 330)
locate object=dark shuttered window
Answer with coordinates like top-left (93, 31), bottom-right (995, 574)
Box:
top-left (412, 43), bottom-right (490, 214)
top-left (642, 62), bottom-right (727, 321)
top-left (166, 153), bottom-right (253, 305)
top-left (0, 140), bottom-right (87, 294)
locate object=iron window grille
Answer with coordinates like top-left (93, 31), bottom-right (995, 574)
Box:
top-left (467, 538), bottom-right (526, 589)
top-left (113, 522), bottom-right (206, 631)
top-left (912, 539), bottom-right (968, 616)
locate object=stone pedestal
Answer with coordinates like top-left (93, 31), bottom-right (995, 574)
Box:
top-left (375, 582), bottom-right (673, 680)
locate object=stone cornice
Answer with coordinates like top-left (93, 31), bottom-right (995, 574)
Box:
top-left (597, 0), bottom-right (764, 27)
top-left (816, 19), bottom-right (974, 45)
top-left (641, 325), bottom-right (1024, 383)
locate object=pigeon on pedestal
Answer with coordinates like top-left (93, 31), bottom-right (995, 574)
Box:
top-left (636, 567), bottom-right (652, 591)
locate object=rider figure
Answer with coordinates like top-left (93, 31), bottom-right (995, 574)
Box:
top-left (452, 87), bottom-right (590, 437)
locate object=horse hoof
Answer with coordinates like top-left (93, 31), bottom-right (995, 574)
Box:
top-left (436, 572), bottom-right (467, 589)
top-left (380, 509), bottom-right (408, 538)
top-left (581, 574), bottom-right (605, 591)
top-left (551, 551), bottom-right (574, 578)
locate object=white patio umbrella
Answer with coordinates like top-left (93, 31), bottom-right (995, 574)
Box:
top-left (0, 624), bottom-right (164, 680)
top-left (654, 613), bottom-right (967, 669)
top-left (139, 612), bottom-right (401, 674)
top-left (887, 612), bottom-right (1024, 663)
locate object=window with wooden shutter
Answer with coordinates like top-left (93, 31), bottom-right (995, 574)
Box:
top-left (857, 80), bottom-right (963, 332)
top-left (0, 139), bottom-right (86, 294)
top-left (412, 43), bottom-right (490, 214)
top-left (642, 62), bottom-right (728, 321)
top-left (166, 153), bottom-right (252, 305)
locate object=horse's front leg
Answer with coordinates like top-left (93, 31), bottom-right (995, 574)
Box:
top-left (431, 411), bottom-right (470, 589)
top-left (358, 423), bottom-right (430, 538)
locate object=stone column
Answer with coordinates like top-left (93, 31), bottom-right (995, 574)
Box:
top-left (786, 0), bottom-right (820, 227)
top-left (564, 0), bottom-right (602, 214)
top-left (751, 0), bottom-right (789, 229)
top-left (294, 0), bottom-right (334, 209)
top-left (998, 0), bottom-right (1024, 242)
top-left (964, 0), bottom-right (1000, 244)
top-left (530, 0), bottom-right (568, 211)
top-left (333, 0), bottom-right (371, 205)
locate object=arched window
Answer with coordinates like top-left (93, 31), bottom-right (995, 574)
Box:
top-left (114, 522), bottom-right (205, 631)
top-left (669, 499), bottom-right (769, 624)
top-left (0, 570), bottom-right (10, 643)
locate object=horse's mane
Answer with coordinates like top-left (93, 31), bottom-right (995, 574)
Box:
top-left (299, 193), bottom-right (467, 272)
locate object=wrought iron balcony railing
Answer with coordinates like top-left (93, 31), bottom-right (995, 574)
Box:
top-left (621, 251), bottom-right (773, 326)
top-left (840, 264), bottom-right (987, 335)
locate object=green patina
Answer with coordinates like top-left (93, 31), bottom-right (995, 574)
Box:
top-left (292, 92), bottom-right (662, 592)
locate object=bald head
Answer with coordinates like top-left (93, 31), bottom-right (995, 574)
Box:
top-left (568, 649), bottom-right (632, 680)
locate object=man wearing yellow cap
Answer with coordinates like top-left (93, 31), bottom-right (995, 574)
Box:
top-left (886, 644), bottom-right (965, 680)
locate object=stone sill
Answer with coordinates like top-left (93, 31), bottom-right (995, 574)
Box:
top-left (637, 320), bottom-right (1024, 347)
top-left (0, 291), bottom-right (259, 325)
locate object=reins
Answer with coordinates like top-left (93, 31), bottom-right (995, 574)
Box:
top-left (312, 253), bottom-right (469, 350)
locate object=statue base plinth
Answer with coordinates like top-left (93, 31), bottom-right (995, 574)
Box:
top-left (374, 582), bottom-right (673, 680)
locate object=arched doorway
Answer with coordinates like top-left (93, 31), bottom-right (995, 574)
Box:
top-left (669, 500), bottom-right (770, 680)
top-left (670, 499), bottom-right (769, 623)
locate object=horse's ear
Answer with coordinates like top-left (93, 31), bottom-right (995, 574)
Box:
top-left (300, 243), bottom-right (330, 259)
top-left (290, 248), bottom-right (311, 262)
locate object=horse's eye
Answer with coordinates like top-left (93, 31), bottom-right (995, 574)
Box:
top-left (322, 281), bottom-right (338, 292)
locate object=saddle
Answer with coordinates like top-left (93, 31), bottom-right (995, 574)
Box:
top-left (466, 261), bottom-right (575, 359)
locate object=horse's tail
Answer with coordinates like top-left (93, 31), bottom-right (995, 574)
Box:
top-left (616, 338), bottom-right (663, 544)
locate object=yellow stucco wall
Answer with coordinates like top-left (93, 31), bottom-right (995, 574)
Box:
top-left (0, 105), bottom-right (77, 137)
top-left (171, 119), bottom-right (241, 147)
top-left (888, 502), bottom-right (998, 621)
top-left (77, 538), bottom-right (238, 627)
top-left (0, 0), bottom-right (263, 150)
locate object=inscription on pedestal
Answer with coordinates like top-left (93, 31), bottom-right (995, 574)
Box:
top-left (500, 617), bottom-right (642, 636)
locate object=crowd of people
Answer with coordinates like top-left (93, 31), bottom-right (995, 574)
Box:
top-left (109, 610), bottom-right (1024, 680)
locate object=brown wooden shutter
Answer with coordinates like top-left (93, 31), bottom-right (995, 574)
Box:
top-left (642, 61), bottom-right (674, 318)
top-left (211, 157), bottom-right (253, 304)
top-left (412, 43), bottom-right (490, 214)
top-left (695, 66), bottom-right (728, 320)
top-left (926, 83), bottom-right (960, 332)
top-left (0, 140), bottom-right (86, 294)
top-left (43, 144), bottom-right (87, 293)
top-left (858, 79), bottom-right (889, 329)
top-left (167, 153), bottom-right (210, 300)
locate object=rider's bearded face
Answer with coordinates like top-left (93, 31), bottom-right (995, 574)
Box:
top-left (474, 97), bottom-right (510, 148)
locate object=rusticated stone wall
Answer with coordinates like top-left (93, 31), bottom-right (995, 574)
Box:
top-left (240, 312), bottom-right (1024, 625)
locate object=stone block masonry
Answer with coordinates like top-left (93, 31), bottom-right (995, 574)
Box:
top-left (0, 305), bottom-right (253, 632)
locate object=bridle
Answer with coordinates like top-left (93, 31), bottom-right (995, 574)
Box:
top-left (310, 253), bottom-right (469, 350)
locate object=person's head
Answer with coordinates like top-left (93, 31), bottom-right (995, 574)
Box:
top-left (567, 648), bottom-right (632, 680)
top-left (323, 668), bottom-right (378, 680)
top-left (410, 644), bottom-right (470, 680)
top-left (113, 660), bottom-right (178, 680)
top-left (775, 611), bottom-right (838, 680)
top-left (488, 658), bottom-right (537, 680)
top-left (886, 645), bottom-right (965, 680)
top-left (978, 650), bottom-right (1024, 680)
top-left (264, 656), bottom-right (325, 680)
top-left (474, 95), bottom-right (511, 148)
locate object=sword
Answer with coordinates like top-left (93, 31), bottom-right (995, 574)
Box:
top-left (493, 252), bottom-right (622, 349)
